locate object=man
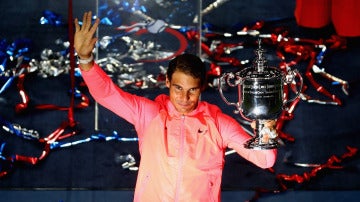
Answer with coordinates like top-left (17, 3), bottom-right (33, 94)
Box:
top-left (74, 11), bottom-right (277, 202)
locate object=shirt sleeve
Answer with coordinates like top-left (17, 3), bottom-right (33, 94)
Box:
top-left (218, 112), bottom-right (277, 169)
top-left (80, 63), bottom-right (159, 136)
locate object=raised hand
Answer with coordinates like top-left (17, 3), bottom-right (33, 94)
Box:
top-left (74, 11), bottom-right (100, 70)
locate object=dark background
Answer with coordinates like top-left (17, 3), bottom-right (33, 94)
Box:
top-left (0, 0), bottom-right (360, 201)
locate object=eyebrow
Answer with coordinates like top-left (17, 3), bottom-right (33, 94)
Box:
top-left (171, 83), bottom-right (200, 90)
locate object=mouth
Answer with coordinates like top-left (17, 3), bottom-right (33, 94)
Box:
top-left (177, 102), bottom-right (191, 107)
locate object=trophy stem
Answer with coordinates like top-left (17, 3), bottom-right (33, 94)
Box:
top-left (244, 120), bottom-right (278, 150)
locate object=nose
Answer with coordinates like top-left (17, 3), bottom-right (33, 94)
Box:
top-left (179, 91), bottom-right (190, 101)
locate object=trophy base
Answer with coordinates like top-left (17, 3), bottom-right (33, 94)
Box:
top-left (244, 137), bottom-right (278, 150)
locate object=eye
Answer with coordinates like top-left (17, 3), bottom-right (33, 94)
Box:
top-left (174, 85), bottom-right (182, 91)
top-left (189, 88), bottom-right (199, 94)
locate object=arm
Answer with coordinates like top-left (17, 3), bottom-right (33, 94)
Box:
top-left (74, 11), bottom-right (159, 134)
top-left (219, 114), bottom-right (277, 169)
top-left (81, 63), bottom-right (158, 126)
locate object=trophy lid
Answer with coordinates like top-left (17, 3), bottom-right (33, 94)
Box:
top-left (239, 39), bottom-right (282, 79)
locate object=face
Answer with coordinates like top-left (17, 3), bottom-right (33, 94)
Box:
top-left (166, 70), bottom-right (202, 115)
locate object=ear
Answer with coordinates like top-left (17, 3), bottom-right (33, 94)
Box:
top-left (165, 75), bottom-right (170, 88)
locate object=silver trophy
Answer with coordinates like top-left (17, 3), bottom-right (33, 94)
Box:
top-left (218, 40), bottom-right (303, 149)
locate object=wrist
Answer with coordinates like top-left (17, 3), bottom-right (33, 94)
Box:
top-left (77, 54), bottom-right (94, 64)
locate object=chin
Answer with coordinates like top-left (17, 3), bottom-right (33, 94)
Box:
top-left (176, 107), bottom-right (191, 115)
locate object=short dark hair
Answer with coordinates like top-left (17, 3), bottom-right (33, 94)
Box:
top-left (167, 53), bottom-right (206, 89)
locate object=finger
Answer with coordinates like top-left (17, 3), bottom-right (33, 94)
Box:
top-left (81, 12), bottom-right (87, 30)
top-left (84, 11), bottom-right (93, 31)
top-left (265, 120), bottom-right (276, 126)
top-left (81, 11), bottom-right (91, 31)
top-left (251, 121), bottom-right (256, 129)
top-left (89, 38), bottom-right (97, 51)
top-left (89, 17), bottom-right (100, 35)
top-left (74, 18), bottom-right (80, 32)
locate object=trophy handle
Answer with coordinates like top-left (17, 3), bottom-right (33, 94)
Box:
top-left (283, 69), bottom-right (303, 105)
top-left (218, 72), bottom-right (242, 113)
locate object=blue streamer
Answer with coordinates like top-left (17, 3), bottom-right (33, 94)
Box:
top-left (50, 131), bottom-right (138, 150)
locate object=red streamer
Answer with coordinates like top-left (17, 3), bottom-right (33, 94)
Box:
top-left (276, 146), bottom-right (358, 190)
top-left (15, 73), bottom-right (90, 113)
top-left (67, 0), bottom-right (76, 127)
